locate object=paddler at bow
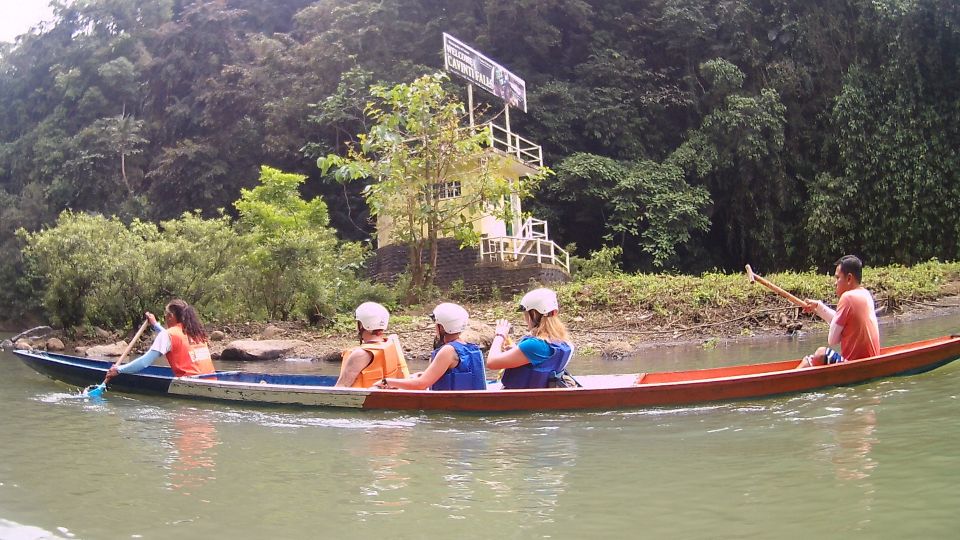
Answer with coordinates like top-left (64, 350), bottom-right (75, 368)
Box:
top-left (104, 299), bottom-right (215, 381)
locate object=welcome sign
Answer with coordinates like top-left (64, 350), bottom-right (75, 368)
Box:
top-left (443, 32), bottom-right (527, 112)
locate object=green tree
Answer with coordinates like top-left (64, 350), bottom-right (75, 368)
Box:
top-left (549, 152), bottom-right (710, 269)
top-left (669, 59), bottom-right (792, 269)
top-left (320, 72), bottom-right (546, 299)
top-left (17, 209), bottom-right (244, 329)
top-left (18, 211), bottom-right (145, 328)
top-left (234, 165), bottom-right (362, 320)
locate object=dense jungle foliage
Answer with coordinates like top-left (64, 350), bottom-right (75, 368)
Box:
top-left (2, 0), bottom-right (959, 324)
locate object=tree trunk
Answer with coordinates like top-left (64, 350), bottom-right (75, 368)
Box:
top-left (405, 238), bottom-right (425, 304)
top-left (426, 219), bottom-right (438, 294)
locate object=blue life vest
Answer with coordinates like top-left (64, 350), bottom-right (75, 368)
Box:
top-left (431, 341), bottom-right (487, 391)
top-left (500, 338), bottom-right (573, 389)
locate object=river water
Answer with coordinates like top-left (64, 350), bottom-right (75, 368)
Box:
top-left (1, 314), bottom-right (958, 539)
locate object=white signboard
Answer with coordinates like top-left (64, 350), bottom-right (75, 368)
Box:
top-left (443, 32), bottom-right (527, 112)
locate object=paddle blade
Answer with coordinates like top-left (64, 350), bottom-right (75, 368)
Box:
top-left (84, 383), bottom-right (106, 398)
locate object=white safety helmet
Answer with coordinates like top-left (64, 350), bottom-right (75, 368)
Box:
top-left (431, 302), bottom-right (469, 334)
top-left (355, 302), bottom-right (389, 331)
top-left (518, 288), bottom-right (559, 315)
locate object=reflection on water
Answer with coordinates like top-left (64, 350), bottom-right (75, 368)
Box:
top-left (432, 419), bottom-right (576, 525)
top-left (351, 425), bottom-right (413, 517)
top-left (824, 399), bottom-right (879, 483)
top-left (803, 394), bottom-right (882, 530)
top-left (165, 409), bottom-right (220, 495)
top-left (338, 418), bottom-right (577, 527)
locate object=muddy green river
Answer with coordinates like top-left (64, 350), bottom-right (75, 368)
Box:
top-left (1, 314), bottom-right (958, 539)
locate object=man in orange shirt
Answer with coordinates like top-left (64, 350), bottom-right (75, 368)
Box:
top-left (798, 255), bottom-right (881, 368)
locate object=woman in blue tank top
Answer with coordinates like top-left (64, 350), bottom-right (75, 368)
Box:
top-left (486, 288), bottom-right (574, 389)
top-left (378, 303), bottom-right (486, 390)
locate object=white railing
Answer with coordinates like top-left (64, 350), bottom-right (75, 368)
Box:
top-left (487, 122), bottom-right (543, 168)
top-left (519, 217), bottom-right (548, 240)
top-left (479, 236), bottom-right (570, 273)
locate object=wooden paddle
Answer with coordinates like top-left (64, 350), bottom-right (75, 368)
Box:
top-left (744, 264), bottom-right (811, 309)
top-left (84, 319), bottom-right (151, 397)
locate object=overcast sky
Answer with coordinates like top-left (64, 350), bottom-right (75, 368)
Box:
top-left (0, 0), bottom-right (56, 43)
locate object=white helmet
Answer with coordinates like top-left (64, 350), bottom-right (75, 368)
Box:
top-left (431, 302), bottom-right (469, 334)
top-left (519, 288), bottom-right (559, 315)
top-left (355, 302), bottom-right (389, 331)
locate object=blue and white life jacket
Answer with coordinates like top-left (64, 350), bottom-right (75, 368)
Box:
top-left (500, 337), bottom-right (573, 389)
top-left (431, 341), bottom-right (487, 391)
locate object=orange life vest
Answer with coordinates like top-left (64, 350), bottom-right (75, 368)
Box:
top-left (345, 339), bottom-right (405, 388)
top-left (166, 324), bottom-right (215, 377)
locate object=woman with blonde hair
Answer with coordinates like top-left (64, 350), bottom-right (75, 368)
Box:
top-left (486, 288), bottom-right (574, 389)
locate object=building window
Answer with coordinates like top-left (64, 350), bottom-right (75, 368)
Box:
top-left (437, 181), bottom-right (461, 200)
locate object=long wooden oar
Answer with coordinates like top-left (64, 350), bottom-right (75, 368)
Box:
top-left (744, 264), bottom-right (811, 309)
top-left (84, 319), bottom-right (151, 398)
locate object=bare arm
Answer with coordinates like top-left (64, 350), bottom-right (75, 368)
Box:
top-left (383, 345), bottom-right (458, 390)
top-left (486, 319), bottom-right (531, 370)
top-left (335, 348), bottom-right (373, 387)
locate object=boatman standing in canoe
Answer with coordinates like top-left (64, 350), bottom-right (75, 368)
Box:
top-left (335, 302), bottom-right (408, 387)
top-left (104, 299), bottom-right (215, 380)
top-left (377, 303), bottom-right (486, 390)
top-left (797, 255), bottom-right (881, 368)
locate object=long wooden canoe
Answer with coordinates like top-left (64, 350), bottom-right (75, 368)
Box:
top-left (12, 335), bottom-right (960, 412)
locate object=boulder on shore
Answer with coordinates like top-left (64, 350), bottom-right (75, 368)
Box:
top-left (220, 339), bottom-right (308, 361)
top-left (85, 341), bottom-right (128, 358)
top-left (261, 325), bottom-right (283, 339)
top-left (462, 320), bottom-right (495, 349)
top-left (45, 337), bottom-right (65, 351)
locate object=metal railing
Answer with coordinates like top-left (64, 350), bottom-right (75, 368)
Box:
top-left (479, 236), bottom-right (570, 273)
top-left (486, 122), bottom-right (543, 168)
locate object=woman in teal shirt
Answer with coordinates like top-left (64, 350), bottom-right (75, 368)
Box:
top-left (486, 288), bottom-right (574, 389)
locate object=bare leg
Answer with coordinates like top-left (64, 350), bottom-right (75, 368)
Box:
top-left (797, 346), bottom-right (828, 369)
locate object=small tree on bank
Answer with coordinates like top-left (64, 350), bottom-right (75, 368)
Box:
top-left (320, 72), bottom-right (548, 301)
top-left (234, 165), bottom-right (364, 321)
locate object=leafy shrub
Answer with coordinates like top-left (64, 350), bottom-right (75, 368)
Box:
top-left (18, 166), bottom-right (371, 328)
top-left (571, 245), bottom-right (623, 279)
top-left (233, 166), bottom-right (365, 320)
top-left (19, 211), bottom-right (146, 328)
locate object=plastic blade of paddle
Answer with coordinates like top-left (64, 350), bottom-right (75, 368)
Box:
top-left (85, 383), bottom-right (106, 398)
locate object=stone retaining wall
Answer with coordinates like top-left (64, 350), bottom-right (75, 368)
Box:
top-left (368, 238), bottom-right (569, 294)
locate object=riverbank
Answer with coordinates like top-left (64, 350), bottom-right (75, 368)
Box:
top-left (230, 292), bottom-right (960, 362)
top-left (9, 262), bottom-right (960, 362)
top-left (36, 290), bottom-right (960, 365)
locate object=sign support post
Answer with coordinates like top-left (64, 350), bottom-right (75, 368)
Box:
top-left (468, 84), bottom-right (475, 128)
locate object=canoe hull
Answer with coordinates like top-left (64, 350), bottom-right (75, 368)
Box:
top-left (12, 335), bottom-right (960, 412)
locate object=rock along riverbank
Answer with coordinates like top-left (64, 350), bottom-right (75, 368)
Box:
top-left (9, 294), bottom-right (960, 365)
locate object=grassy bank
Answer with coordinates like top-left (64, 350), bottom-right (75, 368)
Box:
top-left (329, 260), bottom-right (960, 360)
top-left (33, 260), bottom-right (960, 363)
top-left (556, 260), bottom-right (960, 319)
